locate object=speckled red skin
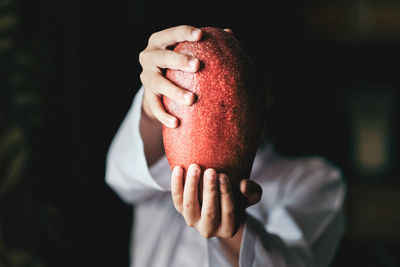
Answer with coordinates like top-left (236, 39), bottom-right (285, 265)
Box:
top-left (163, 27), bottom-right (264, 185)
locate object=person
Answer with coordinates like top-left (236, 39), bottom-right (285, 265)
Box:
top-left (105, 25), bottom-right (346, 267)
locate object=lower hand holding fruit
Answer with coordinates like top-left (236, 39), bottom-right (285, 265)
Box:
top-left (171, 164), bottom-right (262, 239)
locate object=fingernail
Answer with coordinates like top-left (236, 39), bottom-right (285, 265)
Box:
top-left (189, 58), bottom-right (197, 69)
top-left (168, 117), bottom-right (177, 128)
top-left (173, 166), bottom-right (182, 175)
top-left (192, 29), bottom-right (201, 38)
top-left (206, 171), bottom-right (216, 184)
top-left (189, 164), bottom-right (201, 176)
top-left (219, 174), bottom-right (230, 188)
top-left (184, 92), bottom-right (193, 105)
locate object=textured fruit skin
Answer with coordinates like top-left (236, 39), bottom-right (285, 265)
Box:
top-left (162, 27), bottom-right (264, 184)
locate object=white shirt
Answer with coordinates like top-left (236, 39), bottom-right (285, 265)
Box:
top-left (105, 88), bottom-right (346, 267)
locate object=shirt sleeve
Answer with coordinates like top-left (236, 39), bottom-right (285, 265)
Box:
top-left (207, 158), bottom-right (346, 267)
top-left (105, 87), bottom-right (172, 204)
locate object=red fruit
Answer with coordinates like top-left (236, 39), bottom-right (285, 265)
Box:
top-left (162, 27), bottom-right (264, 185)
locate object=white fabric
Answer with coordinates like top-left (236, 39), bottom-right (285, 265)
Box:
top-left (105, 87), bottom-right (346, 267)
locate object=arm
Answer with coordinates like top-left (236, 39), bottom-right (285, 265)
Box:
top-left (105, 88), bottom-right (168, 204)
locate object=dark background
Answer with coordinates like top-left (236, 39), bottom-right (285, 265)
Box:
top-left (1, 0), bottom-right (399, 266)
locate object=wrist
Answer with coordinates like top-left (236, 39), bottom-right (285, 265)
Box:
top-left (218, 223), bottom-right (244, 267)
top-left (140, 98), bottom-right (164, 166)
top-left (141, 98), bottom-right (157, 123)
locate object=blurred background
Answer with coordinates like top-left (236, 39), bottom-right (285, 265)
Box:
top-left (0, 0), bottom-right (399, 266)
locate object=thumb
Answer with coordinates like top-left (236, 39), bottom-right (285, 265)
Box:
top-left (240, 179), bottom-right (262, 208)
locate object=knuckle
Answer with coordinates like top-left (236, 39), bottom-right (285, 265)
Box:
top-left (138, 50), bottom-right (145, 64)
top-left (200, 230), bottom-right (213, 239)
top-left (184, 201), bottom-right (194, 210)
top-left (180, 25), bottom-right (193, 35)
top-left (226, 210), bottom-right (235, 220)
top-left (220, 231), bottom-right (232, 239)
top-left (148, 32), bottom-right (157, 46)
top-left (184, 217), bottom-right (195, 227)
top-left (176, 54), bottom-right (189, 67)
top-left (219, 233), bottom-right (228, 238)
top-left (205, 210), bottom-right (216, 220)
top-left (172, 197), bottom-right (182, 207)
top-left (165, 83), bottom-right (179, 97)
top-left (220, 226), bottom-right (236, 238)
top-left (139, 72), bottom-right (146, 83)
top-left (172, 190), bottom-right (181, 198)
top-left (140, 71), bottom-right (155, 87)
top-left (138, 50), bottom-right (150, 65)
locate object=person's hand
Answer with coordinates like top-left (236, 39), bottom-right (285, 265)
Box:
top-left (171, 164), bottom-right (262, 238)
top-left (139, 25), bottom-right (202, 128)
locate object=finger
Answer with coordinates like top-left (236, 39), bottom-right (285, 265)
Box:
top-left (199, 169), bottom-right (219, 238)
top-left (183, 164), bottom-right (201, 226)
top-left (240, 179), bottom-right (263, 208)
top-left (171, 166), bottom-right (184, 213)
top-left (144, 90), bottom-right (178, 128)
top-left (148, 25), bottom-right (202, 49)
top-left (217, 173), bottom-right (237, 238)
top-left (146, 50), bottom-right (200, 72)
top-left (142, 71), bottom-right (195, 106)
